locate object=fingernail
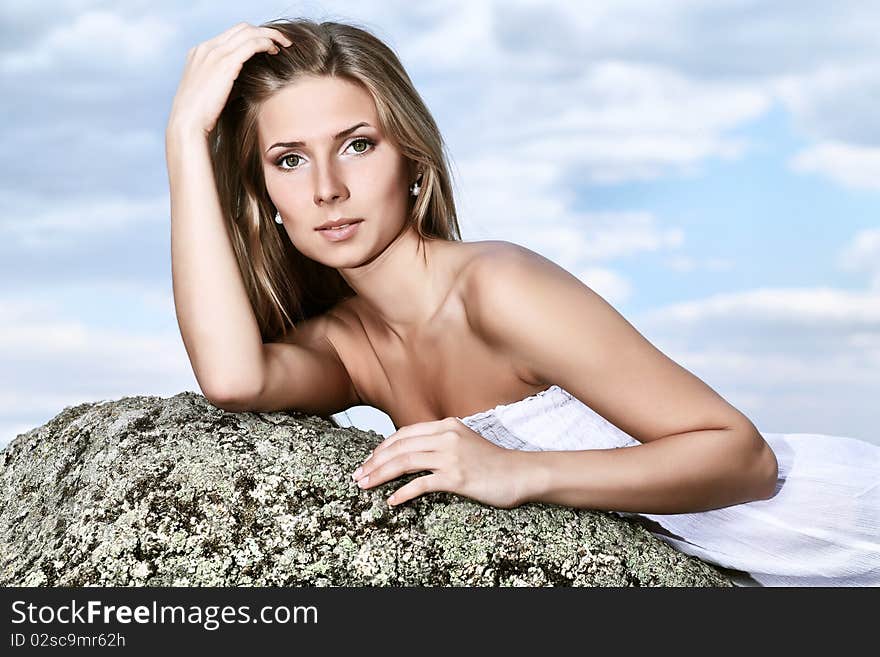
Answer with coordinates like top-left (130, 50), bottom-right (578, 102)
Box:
top-left (353, 466), bottom-right (362, 479)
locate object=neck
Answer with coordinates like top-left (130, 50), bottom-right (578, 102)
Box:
top-left (337, 222), bottom-right (450, 338)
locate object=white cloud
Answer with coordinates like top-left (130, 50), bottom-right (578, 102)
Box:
top-left (662, 347), bottom-right (880, 388)
top-left (631, 336), bottom-right (880, 444)
top-left (0, 192), bottom-right (169, 248)
top-left (398, 0), bottom-right (491, 70)
top-left (641, 287), bottom-right (880, 327)
top-left (414, 2), bottom-right (880, 190)
top-left (0, 282), bottom-right (199, 448)
top-left (837, 227), bottom-right (880, 289)
top-left (443, 58), bottom-right (770, 191)
top-left (789, 142), bottom-right (880, 191)
top-left (453, 138), bottom-right (686, 282)
top-left (627, 227), bottom-right (880, 443)
top-left (772, 62), bottom-right (880, 146)
top-left (633, 279), bottom-right (880, 445)
top-left (456, 155), bottom-right (684, 300)
top-left (0, 9), bottom-right (179, 74)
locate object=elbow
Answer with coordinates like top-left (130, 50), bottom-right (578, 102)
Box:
top-left (721, 419), bottom-right (778, 503)
top-left (203, 380), bottom-right (262, 413)
top-left (741, 430), bottom-right (779, 502)
top-left (757, 442), bottom-right (780, 500)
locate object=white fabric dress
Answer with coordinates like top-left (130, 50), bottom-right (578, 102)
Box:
top-left (455, 384), bottom-right (880, 587)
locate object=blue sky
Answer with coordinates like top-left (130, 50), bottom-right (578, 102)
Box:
top-left (1, 0), bottom-right (878, 448)
top-left (586, 104), bottom-right (879, 309)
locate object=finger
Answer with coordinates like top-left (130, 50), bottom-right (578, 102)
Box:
top-left (214, 25), bottom-right (292, 57)
top-left (372, 418), bottom-right (454, 455)
top-left (355, 433), bottom-right (440, 482)
top-left (356, 450), bottom-right (439, 490)
top-left (228, 24), bottom-right (291, 46)
top-left (387, 473), bottom-right (443, 507)
top-left (259, 24), bottom-right (294, 45)
top-left (358, 438), bottom-right (440, 485)
top-left (260, 25), bottom-right (293, 46)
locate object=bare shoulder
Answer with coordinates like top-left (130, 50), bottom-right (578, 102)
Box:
top-left (462, 240), bottom-right (572, 332)
top-left (456, 240), bottom-right (565, 384)
top-left (276, 305), bottom-right (345, 348)
top-left (459, 240), bottom-right (538, 296)
top-left (462, 239), bottom-right (762, 445)
top-left (465, 239), bottom-right (555, 278)
top-left (464, 238), bottom-right (528, 262)
top-left (274, 301), bottom-right (359, 386)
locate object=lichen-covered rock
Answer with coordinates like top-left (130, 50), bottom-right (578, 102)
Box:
top-left (0, 393), bottom-right (733, 586)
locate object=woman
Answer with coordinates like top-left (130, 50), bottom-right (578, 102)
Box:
top-left (166, 18), bottom-right (880, 586)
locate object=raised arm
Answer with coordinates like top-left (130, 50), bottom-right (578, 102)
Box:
top-left (469, 242), bottom-right (778, 513)
top-left (166, 23), bottom-right (291, 405)
top-left (167, 129), bottom-right (265, 405)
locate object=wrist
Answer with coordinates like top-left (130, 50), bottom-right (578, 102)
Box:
top-left (511, 449), bottom-right (549, 507)
top-left (165, 120), bottom-right (209, 147)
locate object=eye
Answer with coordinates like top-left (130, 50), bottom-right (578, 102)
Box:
top-left (275, 137), bottom-right (376, 171)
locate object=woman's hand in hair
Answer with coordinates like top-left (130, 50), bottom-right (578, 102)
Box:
top-left (167, 22), bottom-right (292, 138)
top-left (352, 417), bottom-right (528, 510)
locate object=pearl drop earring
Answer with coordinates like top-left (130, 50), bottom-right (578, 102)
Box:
top-left (274, 211), bottom-right (283, 225)
top-left (410, 172), bottom-right (423, 197)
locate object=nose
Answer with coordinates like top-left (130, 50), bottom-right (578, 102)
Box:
top-left (312, 161), bottom-right (349, 206)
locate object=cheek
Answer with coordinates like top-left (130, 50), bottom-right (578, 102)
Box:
top-left (355, 174), bottom-right (395, 201)
top-left (264, 172), bottom-right (281, 202)
top-left (358, 148), bottom-right (406, 193)
top-left (265, 173), bottom-right (301, 207)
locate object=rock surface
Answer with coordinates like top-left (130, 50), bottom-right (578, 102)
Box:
top-left (0, 392), bottom-right (733, 586)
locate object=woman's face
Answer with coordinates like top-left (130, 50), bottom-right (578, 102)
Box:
top-left (258, 75), bottom-right (415, 268)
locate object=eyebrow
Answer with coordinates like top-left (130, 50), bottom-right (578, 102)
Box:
top-left (265, 122), bottom-right (372, 153)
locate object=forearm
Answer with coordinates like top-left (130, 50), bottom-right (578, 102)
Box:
top-left (167, 127), bottom-right (265, 402)
top-left (515, 427), bottom-right (778, 514)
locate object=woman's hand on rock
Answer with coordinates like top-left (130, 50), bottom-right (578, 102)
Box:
top-left (352, 417), bottom-right (527, 510)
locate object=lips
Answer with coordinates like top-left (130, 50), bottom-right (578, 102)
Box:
top-left (316, 219), bottom-right (364, 231)
top-left (317, 220), bottom-right (361, 242)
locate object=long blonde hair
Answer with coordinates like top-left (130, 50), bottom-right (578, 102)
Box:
top-left (209, 17), bottom-right (462, 344)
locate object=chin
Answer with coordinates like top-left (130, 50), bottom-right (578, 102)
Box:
top-left (302, 244), bottom-right (367, 270)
